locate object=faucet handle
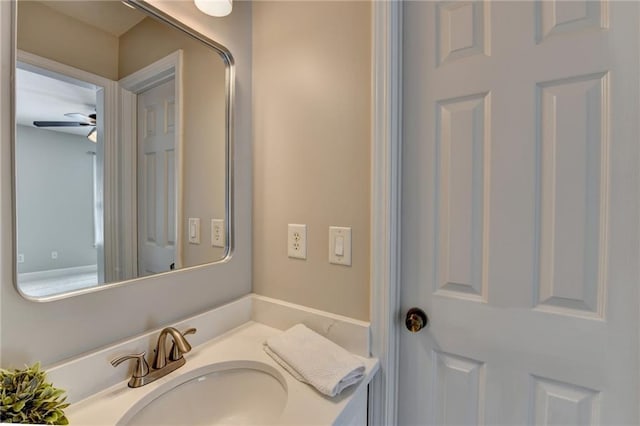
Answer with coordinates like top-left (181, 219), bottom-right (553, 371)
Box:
top-left (111, 352), bottom-right (150, 379)
top-left (169, 328), bottom-right (197, 361)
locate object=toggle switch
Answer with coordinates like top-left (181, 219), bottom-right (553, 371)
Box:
top-left (188, 218), bottom-right (201, 244)
top-left (335, 235), bottom-right (345, 256)
top-left (329, 226), bottom-right (351, 266)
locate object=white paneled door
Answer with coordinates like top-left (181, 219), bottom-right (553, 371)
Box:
top-left (137, 79), bottom-right (177, 276)
top-left (400, 1), bottom-right (639, 424)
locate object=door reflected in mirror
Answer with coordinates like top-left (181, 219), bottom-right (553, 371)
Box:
top-left (14, 1), bottom-right (233, 299)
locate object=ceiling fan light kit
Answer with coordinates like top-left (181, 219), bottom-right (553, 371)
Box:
top-left (87, 127), bottom-right (97, 143)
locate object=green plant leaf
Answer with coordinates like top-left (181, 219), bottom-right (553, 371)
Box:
top-left (0, 362), bottom-right (69, 425)
top-left (45, 411), bottom-right (59, 422)
top-left (29, 376), bottom-right (41, 392)
top-left (11, 400), bottom-right (26, 412)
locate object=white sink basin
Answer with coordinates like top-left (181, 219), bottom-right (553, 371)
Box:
top-left (117, 361), bottom-right (288, 425)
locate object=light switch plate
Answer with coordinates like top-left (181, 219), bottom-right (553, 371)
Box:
top-left (329, 226), bottom-right (351, 266)
top-left (188, 218), bottom-right (201, 244)
top-left (288, 224), bottom-right (307, 259)
top-left (211, 219), bottom-right (225, 247)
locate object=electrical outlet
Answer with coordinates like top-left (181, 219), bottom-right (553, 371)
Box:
top-left (211, 219), bottom-right (225, 247)
top-left (288, 224), bottom-right (307, 259)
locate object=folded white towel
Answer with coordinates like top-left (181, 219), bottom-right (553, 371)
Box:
top-left (264, 324), bottom-right (365, 397)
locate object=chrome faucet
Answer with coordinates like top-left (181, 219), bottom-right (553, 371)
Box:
top-left (111, 327), bottom-right (196, 388)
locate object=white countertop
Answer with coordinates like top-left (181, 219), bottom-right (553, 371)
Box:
top-left (66, 321), bottom-right (379, 425)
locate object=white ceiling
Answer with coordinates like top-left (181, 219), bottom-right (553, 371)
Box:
top-left (16, 67), bottom-right (97, 137)
top-left (39, 1), bottom-right (146, 37)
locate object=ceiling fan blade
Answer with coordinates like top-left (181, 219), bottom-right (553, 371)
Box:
top-left (33, 121), bottom-right (92, 127)
top-left (64, 113), bottom-right (97, 125)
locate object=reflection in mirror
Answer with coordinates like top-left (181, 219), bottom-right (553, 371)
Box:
top-left (14, 1), bottom-right (232, 299)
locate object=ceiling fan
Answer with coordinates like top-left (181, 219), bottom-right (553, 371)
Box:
top-left (33, 112), bottom-right (98, 142)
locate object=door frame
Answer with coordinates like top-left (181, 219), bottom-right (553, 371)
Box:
top-left (118, 50), bottom-right (184, 279)
top-left (369, 1), bottom-right (402, 425)
top-left (14, 50), bottom-right (118, 289)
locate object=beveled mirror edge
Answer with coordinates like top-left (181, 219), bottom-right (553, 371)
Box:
top-left (11, 0), bottom-right (236, 302)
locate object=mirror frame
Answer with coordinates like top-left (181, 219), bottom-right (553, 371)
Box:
top-left (11, 0), bottom-right (235, 301)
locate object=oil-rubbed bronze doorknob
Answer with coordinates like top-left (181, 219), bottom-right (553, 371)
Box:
top-left (405, 308), bottom-right (428, 332)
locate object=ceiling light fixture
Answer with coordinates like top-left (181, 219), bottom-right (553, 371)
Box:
top-left (87, 128), bottom-right (97, 143)
top-left (194, 0), bottom-right (232, 17)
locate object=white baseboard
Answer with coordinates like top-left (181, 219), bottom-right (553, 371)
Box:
top-left (18, 264), bottom-right (98, 282)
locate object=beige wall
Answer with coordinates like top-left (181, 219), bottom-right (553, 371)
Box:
top-left (252, 1), bottom-right (371, 320)
top-left (17, 1), bottom-right (119, 80)
top-left (119, 18), bottom-right (227, 267)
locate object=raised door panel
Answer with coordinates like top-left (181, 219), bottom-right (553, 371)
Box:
top-left (436, 93), bottom-right (490, 302)
top-left (535, 73), bottom-right (609, 319)
top-left (530, 376), bottom-right (600, 425)
top-left (536, 0), bottom-right (608, 43)
top-left (437, 0), bottom-right (490, 65)
top-left (432, 351), bottom-right (486, 425)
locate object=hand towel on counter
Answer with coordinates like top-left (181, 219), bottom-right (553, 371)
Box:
top-left (264, 324), bottom-right (365, 397)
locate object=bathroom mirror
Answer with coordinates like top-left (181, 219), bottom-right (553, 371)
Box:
top-left (13, 0), bottom-right (234, 300)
